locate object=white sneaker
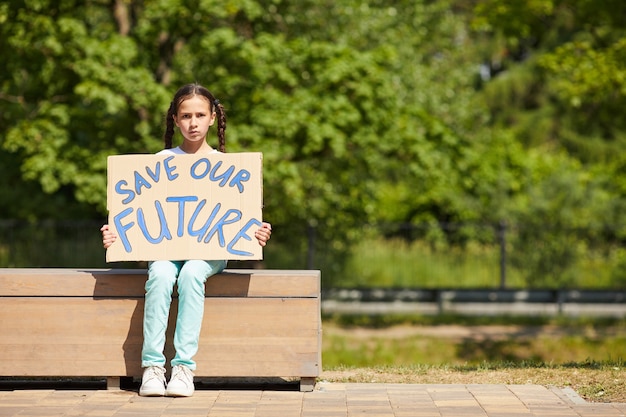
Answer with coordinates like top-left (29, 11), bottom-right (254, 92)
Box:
top-left (139, 366), bottom-right (167, 396)
top-left (166, 365), bottom-right (195, 397)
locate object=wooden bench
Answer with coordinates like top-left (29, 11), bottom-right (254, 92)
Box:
top-left (0, 268), bottom-right (321, 392)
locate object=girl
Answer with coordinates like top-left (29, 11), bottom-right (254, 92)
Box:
top-left (101, 83), bottom-right (272, 397)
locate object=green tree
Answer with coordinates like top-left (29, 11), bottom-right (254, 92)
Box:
top-left (0, 0), bottom-right (501, 252)
top-left (470, 0), bottom-right (626, 286)
top-left (472, 0), bottom-right (626, 164)
top-left (2, 0), bottom-right (621, 287)
top-left (507, 152), bottom-right (616, 287)
top-left (0, 0), bottom-right (170, 219)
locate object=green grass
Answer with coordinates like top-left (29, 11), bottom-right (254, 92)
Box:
top-left (340, 238), bottom-right (513, 288)
top-left (322, 329), bottom-right (626, 368)
top-left (336, 237), bottom-right (621, 289)
top-left (321, 315), bottom-right (626, 368)
top-left (320, 315), bottom-right (626, 402)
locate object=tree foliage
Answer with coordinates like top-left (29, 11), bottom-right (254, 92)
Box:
top-left (468, 0), bottom-right (626, 285)
top-left (472, 0), bottom-right (626, 163)
top-left (0, 0), bottom-right (623, 286)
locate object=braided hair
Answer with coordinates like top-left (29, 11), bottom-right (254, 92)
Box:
top-left (163, 83), bottom-right (226, 152)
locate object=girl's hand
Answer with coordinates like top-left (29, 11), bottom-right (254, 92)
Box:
top-left (100, 224), bottom-right (118, 249)
top-left (255, 222), bottom-right (272, 247)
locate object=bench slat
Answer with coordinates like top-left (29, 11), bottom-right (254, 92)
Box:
top-left (0, 268), bottom-right (320, 298)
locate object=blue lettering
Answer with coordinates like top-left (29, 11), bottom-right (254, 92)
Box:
top-left (203, 209), bottom-right (242, 246)
top-left (136, 200), bottom-right (172, 244)
top-left (134, 171), bottom-right (152, 195)
top-left (227, 218), bottom-right (262, 256)
top-left (209, 161), bottom-right (235, 187)
top-left (145, 161), bottom-right (161, 183)
top-left (113, 207), bottom-right (135, 252)
top-left (188, 201), bottom-right (221, 242)
top-left (190, 158), bottom-right (210, 179)
top-left (115, 180), bottom-right (135, 205)
top-left (229, 169), bottom-right (250, 193)
top-left (163, 156), bottom-right (178, 181)
top-left (166, 196), bottom-right (198, 237)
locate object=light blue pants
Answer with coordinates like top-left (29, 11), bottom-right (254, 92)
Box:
top-left (141, 259), bottom-right (227, 370)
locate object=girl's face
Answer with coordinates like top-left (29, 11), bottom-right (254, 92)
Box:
top-left (173, 95), bottom-right (216, 145)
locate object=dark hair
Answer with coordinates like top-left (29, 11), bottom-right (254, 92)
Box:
top-left (163, 83), bottom-right (226, 152)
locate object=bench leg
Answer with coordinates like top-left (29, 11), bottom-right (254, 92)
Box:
top-left (106, 377), bottom-right (121, 390)
top-left (299, 377), bottom-right (316, 392)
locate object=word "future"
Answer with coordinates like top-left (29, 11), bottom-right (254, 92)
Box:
top-left (112, 156), bottom-right (261, 257)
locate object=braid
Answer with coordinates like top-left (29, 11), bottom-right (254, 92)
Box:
top-left (163, 103), bottom-right (175, 149)
top-left (214, 101), bottom-right (227, 153)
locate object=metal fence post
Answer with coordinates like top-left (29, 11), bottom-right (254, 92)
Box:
top-left (307, 223), bottom-right (316, 270)
top-left (498, 220), bottom-right (507, 289)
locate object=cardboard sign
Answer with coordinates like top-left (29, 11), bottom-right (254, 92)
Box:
top-left (106, 152), bottom-right (263, 262)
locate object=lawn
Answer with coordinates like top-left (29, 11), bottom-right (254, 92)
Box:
top-left (320, 316), bottom-right (626, 403)
top-left (320, 364), bottom-right (625, 403)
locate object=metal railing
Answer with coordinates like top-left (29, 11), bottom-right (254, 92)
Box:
top-left (0, 219), bottom-right (623, 290)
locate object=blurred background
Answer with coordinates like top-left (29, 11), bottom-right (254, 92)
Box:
top-left (1, 0), bottom-right (625, 380)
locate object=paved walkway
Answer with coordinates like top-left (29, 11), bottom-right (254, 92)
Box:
top-left (1, 382), bottom-right (625, 417)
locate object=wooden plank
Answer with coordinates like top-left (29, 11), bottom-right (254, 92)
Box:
top-left (0, 298), bottom-right (320, 341)
top-left (0, 268), bottom-right (320, 298)
top-left (206, 271), bottom-right (320, 297)
top-left (0, 297), bottom-right (143, 376)
top-left (4, 359), bottom-right (319, 379)
top-left (0, 299), bottom-right (142, 341)
top-left (4, 360), bottom-right (143, 376)
top-left (203, 298), bottom-right (321, 333)
top-left (0, 298), bottom-right (320, 342)
top-left (194, 359), bottom-right (320, 377)
top-left (0, 344), bottom-right (319, 377)
top-left (0, 344), bottom-right (141, 361)
top-left (0, 296), bottom-right (321, 378)
top-left (0, 269), bottom-right (146, 297)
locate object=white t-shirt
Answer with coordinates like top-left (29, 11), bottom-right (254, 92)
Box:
top-left (157, 146), bottom-right (220, 155)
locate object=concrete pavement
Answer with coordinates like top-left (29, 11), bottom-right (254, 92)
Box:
top-left (1, 382), bottom-right (625, 416)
